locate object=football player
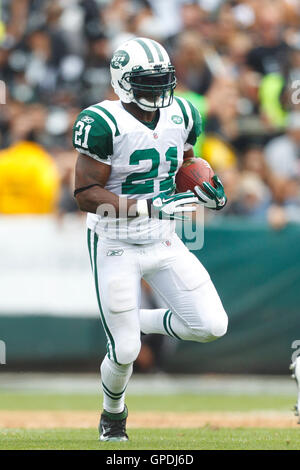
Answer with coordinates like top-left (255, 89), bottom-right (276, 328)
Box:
top-left (290, 356), bottom-right (300, 424)
top-left (72, 37), bottom-right (228, 442)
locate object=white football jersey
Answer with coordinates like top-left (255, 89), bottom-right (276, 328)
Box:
top-left (73, 97), bottom-right (201, 243)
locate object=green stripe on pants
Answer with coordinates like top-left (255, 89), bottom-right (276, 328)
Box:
top-left (91, 231), bottom-right (120, 365)
top-left (87, 229), bottom-right (93, 269)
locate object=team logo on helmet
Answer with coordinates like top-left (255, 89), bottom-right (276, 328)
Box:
top-left (111, 50), bottom-right (130, 69)
top-left (171, 115), bottom-right (183, 124)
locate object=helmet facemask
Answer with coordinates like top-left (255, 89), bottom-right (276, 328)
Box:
top-left (122, 66), bottom-right (176, 111)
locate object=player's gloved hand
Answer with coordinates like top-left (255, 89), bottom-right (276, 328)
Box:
top-left (137, 190), bottom-right (199, 220)
top-left (194, 175), bottom-right (227, 211)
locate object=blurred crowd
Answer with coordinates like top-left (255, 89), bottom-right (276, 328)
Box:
top-left (0, 0), bottom-right (300, 228)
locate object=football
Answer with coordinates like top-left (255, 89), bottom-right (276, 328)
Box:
top-left (175, 157), bottom-right (215, 195)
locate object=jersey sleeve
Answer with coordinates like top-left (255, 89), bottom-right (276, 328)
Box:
top-left (72, 109), bottom-right (113, 165)
top-left (174, 96), bottom-right (202, 152)
top-left (185, 100), bottom-right (202, 146)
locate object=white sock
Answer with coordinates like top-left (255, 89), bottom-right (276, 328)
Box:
top-left (100, 355), bottom-right (133, 414)
top-left (140, 308), bottom-right (189, 340)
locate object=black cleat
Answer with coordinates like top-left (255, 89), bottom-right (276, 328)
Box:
top-left (99, 405), bottom-right (129, 441)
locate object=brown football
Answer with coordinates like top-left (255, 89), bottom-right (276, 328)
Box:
top-left (175, 158), bottom-right (215, 195)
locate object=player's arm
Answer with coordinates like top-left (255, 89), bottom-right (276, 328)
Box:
top-left (74, 153), bottom-right (198, 219)
top-left (180, 100), bottom-right (227, 210)
top-left (74, 153), bottom-right (137, 217)
top-left (181, 148), bottom-right (227, 211)
top-left (183, 148), bottom-right (195, 161)
top-left (73, 111), bottom-right (139, 217)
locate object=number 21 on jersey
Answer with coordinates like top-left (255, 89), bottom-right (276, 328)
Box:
top-left (74, 121), bottom-right (91, 149)
top-left (122, 146), bottom-right (178, 195)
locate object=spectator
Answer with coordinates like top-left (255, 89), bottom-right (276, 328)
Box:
top-left (0, 0), bottom-right (299, 225)
top-left (0, 103), bottom-right (60, 214)
top-left (227, 172), bottom-right (272, 220)
top-left (246, 0), bottom-right (289, 76)
top-left (264, 112), bottom-right (300, 180)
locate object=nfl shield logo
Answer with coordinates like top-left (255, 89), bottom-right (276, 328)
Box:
top-left (153, 132), bottom-right (158, 139)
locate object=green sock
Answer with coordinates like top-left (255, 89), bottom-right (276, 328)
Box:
top-left (103, 405), bottom-right (128, 420)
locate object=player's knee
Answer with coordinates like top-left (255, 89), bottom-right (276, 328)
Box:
top-left (209, 317), bottom-right (228, 341)
top-left (190, 310), bottom-right (228, 343)
top-left (116, 338), bottom-right (141, 365)
top-left (203, 311), bottom-right (228, 342)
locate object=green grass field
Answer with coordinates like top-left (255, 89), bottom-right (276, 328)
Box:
top-left (0, 392), bottom-right (299, 450)
top-left (0, 392), bottom-right (294, 412)
top-left (1, 427), bottom-right (300, 450)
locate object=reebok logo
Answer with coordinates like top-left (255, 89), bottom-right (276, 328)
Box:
top-left (106, 249), bottom-right (124, 256)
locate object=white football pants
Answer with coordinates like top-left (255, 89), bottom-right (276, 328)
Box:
top-left (88, 229), bottom-right (228, 365)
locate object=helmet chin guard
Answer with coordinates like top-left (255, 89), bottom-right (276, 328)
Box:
top-left (135, 96), bottom-right (163, 111)
top-left (110, 37), bottom-right (176, 111)
top-left (132, 89), bottom-right (174, 111)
